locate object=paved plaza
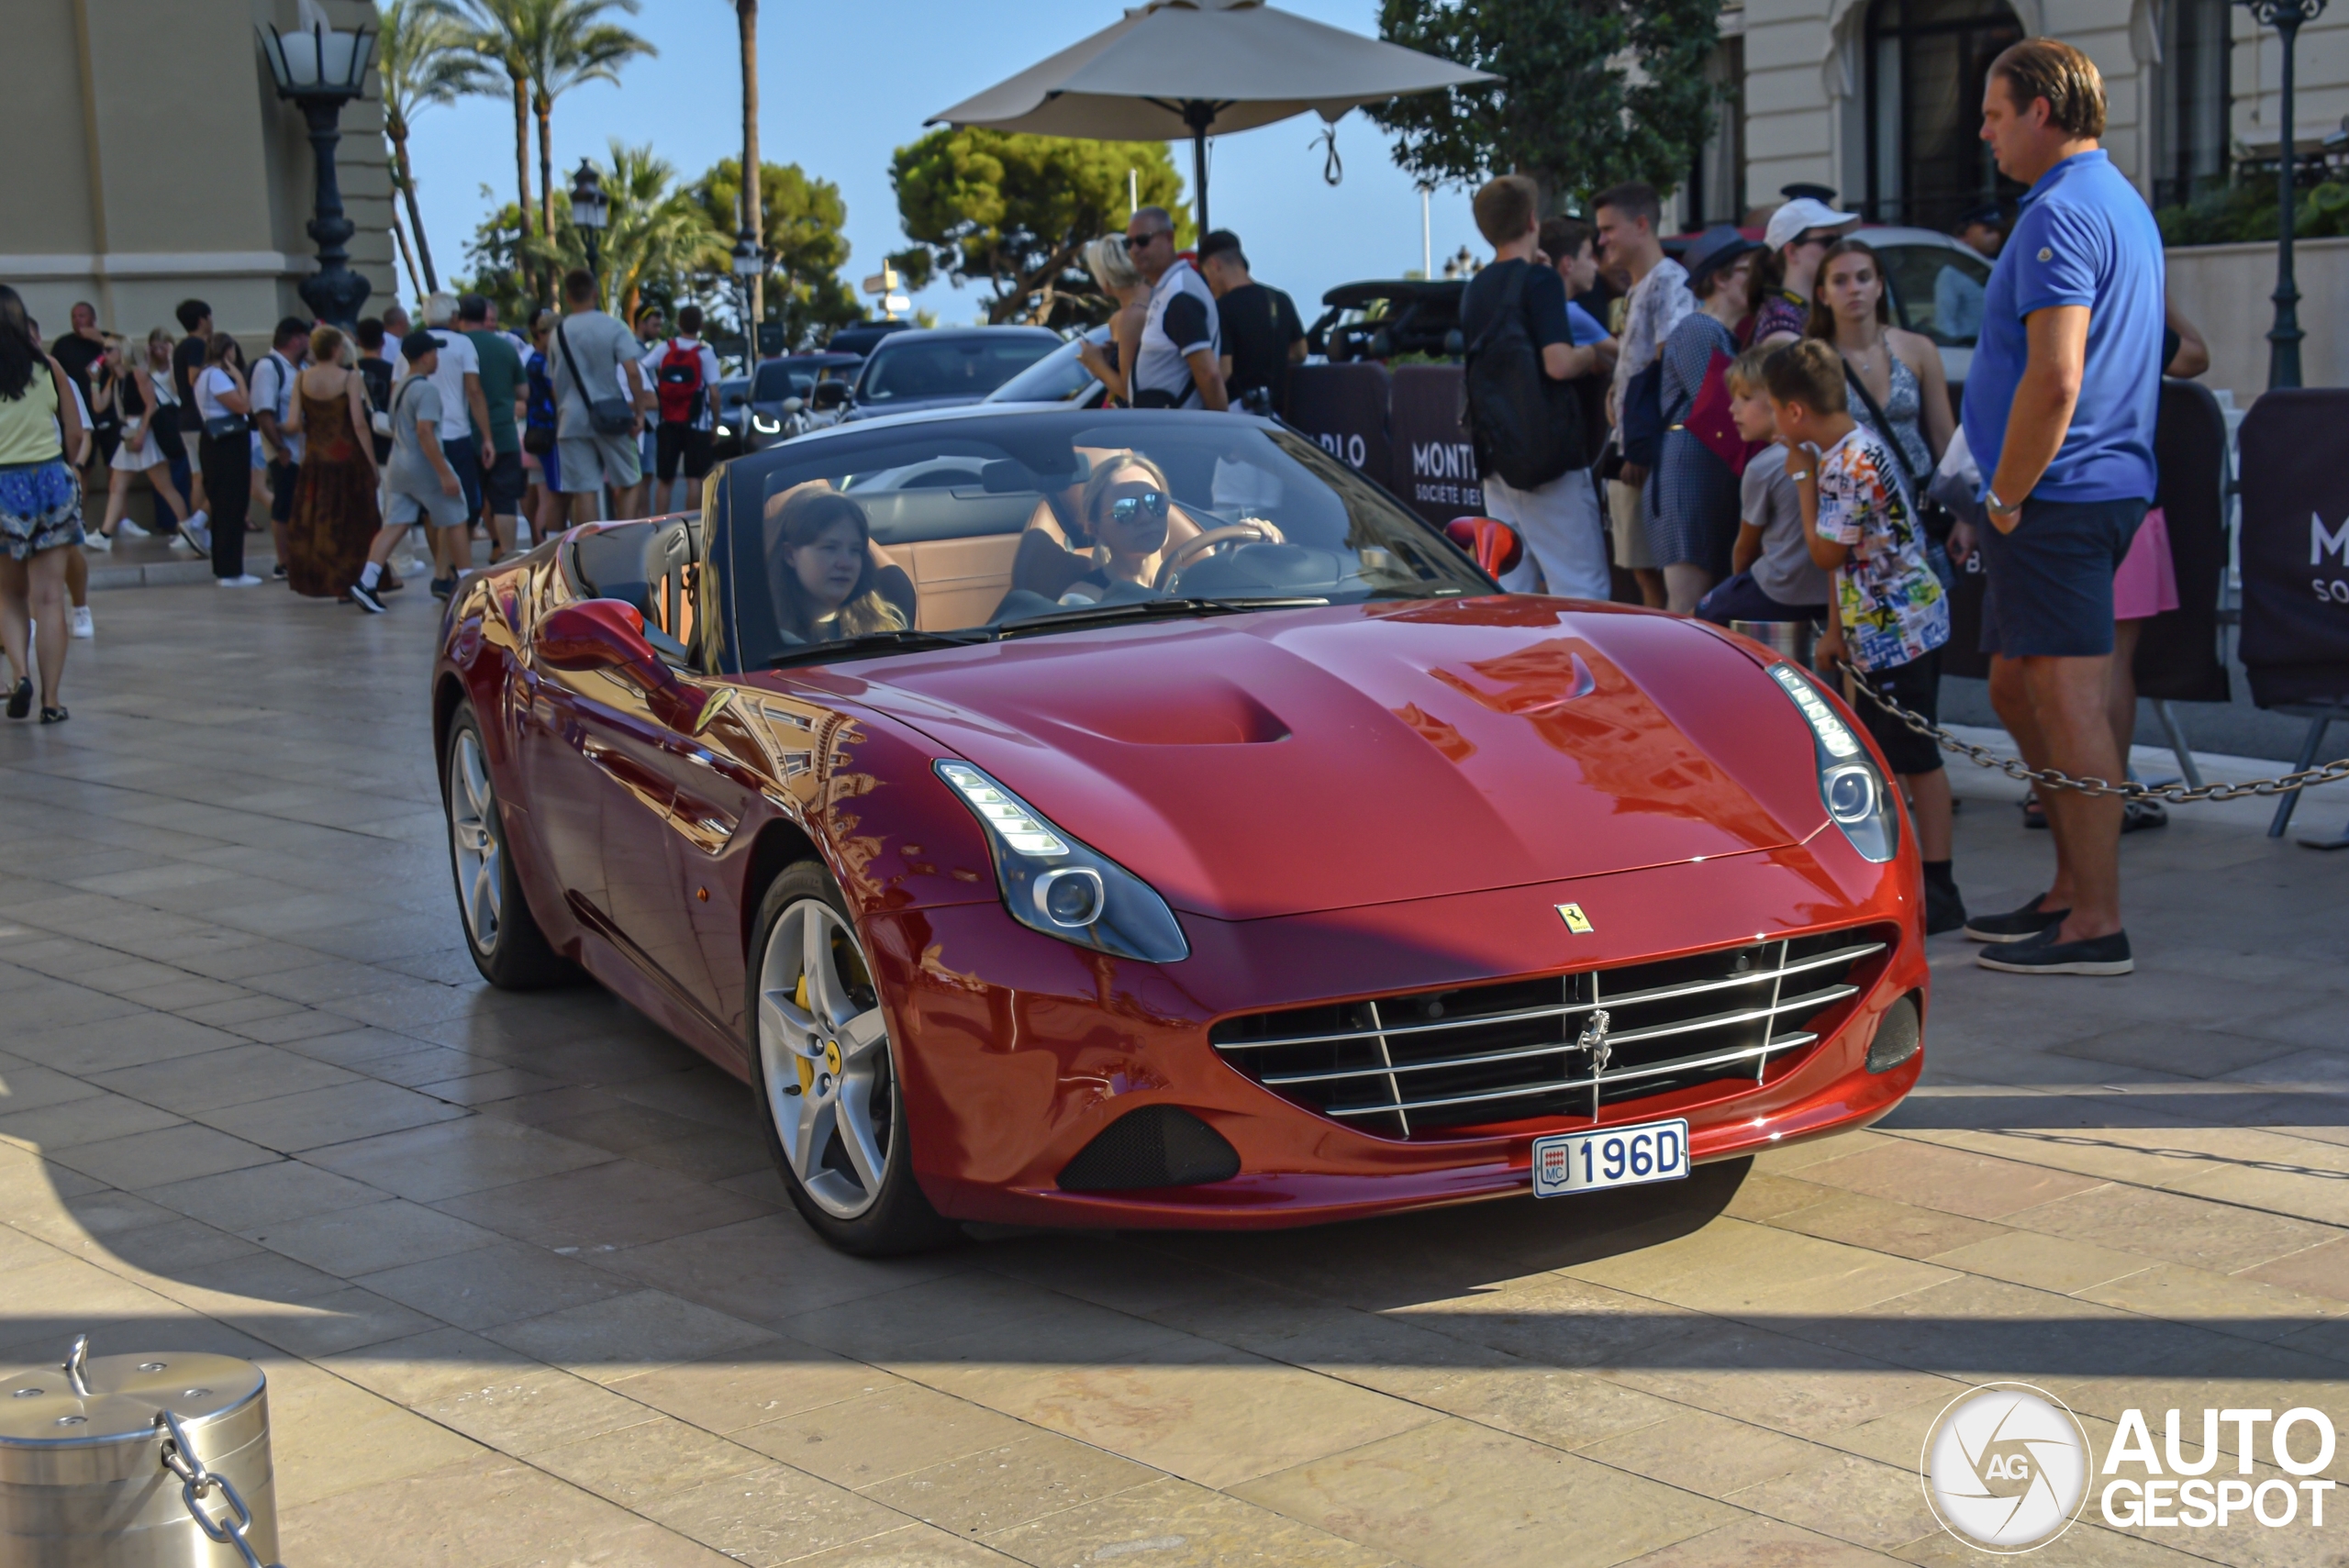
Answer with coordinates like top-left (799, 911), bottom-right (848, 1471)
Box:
top-left (3, 581), bottom-right (2347, 1566)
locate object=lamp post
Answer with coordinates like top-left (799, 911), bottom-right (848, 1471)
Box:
top-left (2242, 0), bottom-right (2329, 390)
top-left (569, 161), bottom-right (609, 300)
top-left (731, 228), bottom-right (763, 363)
top-left (257, 16), bottom-right (376, 327)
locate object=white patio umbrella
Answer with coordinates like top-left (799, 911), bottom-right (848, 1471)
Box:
top-left (929, 0), bottom-right (1496, 236)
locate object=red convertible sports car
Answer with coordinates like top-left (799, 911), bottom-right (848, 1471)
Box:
top-left (433, 407), bottom-right (1927, 1253)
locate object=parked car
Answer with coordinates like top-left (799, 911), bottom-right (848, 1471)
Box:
top-left (835, 327), bottom-right (1063, 423)
top-left (712, 376), bottom-right (752, 460)
top-left (743, 352), bottom-right (863, 451)
top-left (826, 320), bottom-right (916, 358)
top-left (1846, 227), bottom-right (1994, 384)
top-left (1305, 279), bottom-right (1464, 362)
top-left (432, 403), bottom-right (1929, 1255)
top-left (981, 325), bottom-right (1115, 409)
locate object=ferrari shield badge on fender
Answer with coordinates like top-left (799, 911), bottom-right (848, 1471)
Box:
top-left (1556, 903), bottom-right (1594, 934)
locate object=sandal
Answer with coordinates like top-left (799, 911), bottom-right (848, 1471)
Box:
top-left (2021, 790), bottom-right (2048, 830)
top-left (38, 706), bottom-right (67, 725)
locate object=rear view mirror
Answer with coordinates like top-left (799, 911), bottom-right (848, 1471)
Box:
top-left (810, 381), bottom-right (852, 411)
top-left (1445, 517), bottom-right (1524, 578)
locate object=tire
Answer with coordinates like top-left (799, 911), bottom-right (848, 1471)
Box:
top-left (748, 861), bottom-right (957, 1255)
top-left (443, 706), bottom-right (573, 990)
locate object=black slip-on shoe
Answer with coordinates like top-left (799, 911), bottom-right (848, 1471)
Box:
top-left (1976, 925), bottom-right (2132, 976)
top-left (5, 677), bottom-right (29, 719)
top-left (37, 706), bottom-right (67, 725)
top-left (1962, 897), bottom-right (2070, 944)
top-left (2123, 797), bottom-right (2168, 833)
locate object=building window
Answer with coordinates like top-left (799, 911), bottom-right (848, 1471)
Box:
top-left (1686, 38), bottom-right (1747, 229)
top-left (2155, 0), bottom-right (2232, 207)
top-left (1865, 0), bottom-right (2025, 229)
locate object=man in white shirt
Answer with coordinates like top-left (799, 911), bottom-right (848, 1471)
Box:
top-left (1596, 182), bottom-right (1693, 608)
top-left (1124, 207), bottom-right (1226, 410)
top-left (249, 317), bottom-right (311, 581)
top-left (394, 293), bottom-right (493, 597)
top-left (644, 305), bottom-right (723, 515)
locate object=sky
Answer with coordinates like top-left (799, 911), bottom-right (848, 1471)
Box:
top-left (402, 0), bottom-right (1489, 334)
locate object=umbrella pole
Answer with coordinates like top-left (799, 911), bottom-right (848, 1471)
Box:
top-left (1183, 101), bottom-right (1214, 237)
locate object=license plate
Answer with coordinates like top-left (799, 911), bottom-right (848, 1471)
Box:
top-left (1532, 1118), bottom-right (1689, 1196)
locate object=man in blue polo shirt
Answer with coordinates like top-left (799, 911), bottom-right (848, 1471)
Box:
top-left (1959, 39), bottom-right (2163, 977)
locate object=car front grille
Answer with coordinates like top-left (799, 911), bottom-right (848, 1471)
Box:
top-left (1208, 926), bottom-right (1894, 1138)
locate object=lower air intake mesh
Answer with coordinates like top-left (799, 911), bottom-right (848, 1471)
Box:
top-left (1057, 1106), bottom-right (1241, 1191)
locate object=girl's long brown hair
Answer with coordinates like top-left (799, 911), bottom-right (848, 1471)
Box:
top-left (1804, 238), bottom-right (1893, 342)
top-left (773, 488), bottom-right (904, 641)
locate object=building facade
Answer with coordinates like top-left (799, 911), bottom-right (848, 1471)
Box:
top-left (4, 0), bottom-right (397, 341)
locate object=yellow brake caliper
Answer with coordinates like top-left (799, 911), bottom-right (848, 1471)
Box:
top-left (794, 973), bottom-right (816, 1095)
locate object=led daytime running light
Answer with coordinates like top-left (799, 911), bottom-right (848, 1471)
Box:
top-left (1768, 664), bottom-right (1861, 758)
top-left (938, 762), bottom-right (1069, 857)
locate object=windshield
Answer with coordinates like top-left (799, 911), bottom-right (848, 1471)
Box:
top-left (1878, 244), bottom-right (1993, 346)
top-left (754, 361), bottom-right (850, 401)
top-left (723, 411), bottom-right (1491, 671)
top-left (985, 329), bottom-right (1108, 406)
top-left (856, 336), bottom-right (1057, 405)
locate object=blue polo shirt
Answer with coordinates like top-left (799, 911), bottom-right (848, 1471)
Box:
top-left (1959, 150), bottom-right (2163, 503)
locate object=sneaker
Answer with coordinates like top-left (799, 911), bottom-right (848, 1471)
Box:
top-left (217, 574), bottom-right (263, 587)
top-left (69, 607), bottom-right (93, 639)
top-left (429, 576), bottom-right (456, 601)
top-left (1962, 896), bottom-right (2070, 944)
top-left (117, 517), bottom-right (150, 538)
top-left (272, 562), bottom-right (287, 579)
top-left (349, 580), bottom-right (388, 615)
top-left (37, 706), bottom-right (67, 726)
top-left (83, 531), bottom-right (111, 553)
top-left (1976, 924), bottom-right (2132, 976)
top-left (5, 677), bottom-right (28, 719)
top-left (1924, 880), bottom-right (1968, 936)
top-left (2122, 797), bottom-right (2168, 833)
top-left (182, 521), bottom-right (212, 555)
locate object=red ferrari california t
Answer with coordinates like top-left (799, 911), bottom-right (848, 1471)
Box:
top-left (432, 407), bottom-right (1926, 1253)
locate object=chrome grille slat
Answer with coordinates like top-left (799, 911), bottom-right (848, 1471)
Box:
top-left (1211, 941), bottom-right (1885, 1054)
top-left (1208, 927), bottom-right (1893, 1138)
top-left (1256, 984), bottom-right (1854, 1087)
top-left (1321, 1033), bottom-right (1824, 1118)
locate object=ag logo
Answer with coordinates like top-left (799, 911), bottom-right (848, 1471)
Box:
top-left (1920, 1383), bottom-right (2089, 1552)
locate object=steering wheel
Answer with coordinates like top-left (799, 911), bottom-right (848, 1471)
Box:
top-left (1153, 521), bottom-right (1285, 589)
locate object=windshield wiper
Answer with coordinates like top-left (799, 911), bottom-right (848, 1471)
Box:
top-left (994, 595), bottom-right (1330, 637)
top-left (765, 628), bottom-right (999, 669)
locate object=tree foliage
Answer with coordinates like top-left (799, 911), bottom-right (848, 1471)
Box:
top-left (890, 129), bottom-right (1187, 327)
top-left (377, 0), bottom-right (491, 292)
top-left (691, 159), bottom-right (863, 351)
top-left (1366, 0), bottom-right (1725, 207)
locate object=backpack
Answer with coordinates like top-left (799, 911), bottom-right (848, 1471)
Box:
top-left (1462, 263), bottom-right (1586, 491)
top-left (656, 339), bottom-right (705, 425)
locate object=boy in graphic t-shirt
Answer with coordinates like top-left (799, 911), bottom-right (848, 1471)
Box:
top-left (1764, 339), bottom-right (1965, 935)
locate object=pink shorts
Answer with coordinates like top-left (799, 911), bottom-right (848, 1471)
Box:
top-left (2113, 506), bottom-right (2178, 621)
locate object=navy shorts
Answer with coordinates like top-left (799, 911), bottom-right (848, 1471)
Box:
top-left (1695, 570), bottom-right (1826, 628)
top-left (1978, 496), bottom-right (2147, 659)
top-left (481, 449), bottom-right (525, 514)
top-left (444, 436), bottom-right (484, 523)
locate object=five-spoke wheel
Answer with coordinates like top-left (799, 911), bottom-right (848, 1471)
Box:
top-left (440, 706), bottom-right (571, 989)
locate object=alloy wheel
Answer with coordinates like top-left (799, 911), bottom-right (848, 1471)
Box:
top-left (448, 728), bottom-right (502, 956)
top-left (757, 898), bottom-right (896, 1219)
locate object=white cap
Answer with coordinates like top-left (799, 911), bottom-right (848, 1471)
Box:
top-left (1765, 197), bottom-right (1860, 253)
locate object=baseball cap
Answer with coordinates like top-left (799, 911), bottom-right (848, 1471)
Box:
top-left (398, 329), bottom-right (443, 362)
top-left (1765, 196), bottom-right (1860, 254)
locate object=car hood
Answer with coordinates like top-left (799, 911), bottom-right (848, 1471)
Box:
top-left (803, 599), bottom-right (1834, 922)
top-left (842, 394), bottom-right (985, 422)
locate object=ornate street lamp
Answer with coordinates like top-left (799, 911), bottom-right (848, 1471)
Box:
top-left (570, 161), bottom-right (609, 293)
top-left (257, 14), bottom-right (376, 327)
top-left (730, 228), bottom-right (764, 360)
top-left (2241, 0), bottom-right (2330, 390)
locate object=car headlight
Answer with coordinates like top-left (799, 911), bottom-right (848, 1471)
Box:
top-left (751, 414), bottom-right (782, 433)
top-left (715, 423), bottom-right (732, 438)
top-left (935, 761), bottom-right (1189, 962)
top-left (1767, 664), bottom-right (1899, 863)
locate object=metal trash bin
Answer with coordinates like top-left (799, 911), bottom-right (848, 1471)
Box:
top-left (1729, 618), bottom-right (1821, 670)
top-left (0, 1337), bottom-right (277, 1566)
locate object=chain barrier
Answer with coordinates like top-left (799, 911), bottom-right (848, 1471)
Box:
top-left (157, 1408), bottom-right (281, 1568)
top-left (1832, 662), bottom-right (2349, 803)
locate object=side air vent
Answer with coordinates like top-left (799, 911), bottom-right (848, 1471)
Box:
top-left (1866, 992), bottom-right (1922, 1074)
top-left (1057, 1106), bottom-right (1241, 1192)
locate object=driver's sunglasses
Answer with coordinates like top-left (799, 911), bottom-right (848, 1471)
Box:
top-left (1108, 491), bottom-right (1169, 524)
top-left (1122, 229), bottom-right (1170, 250)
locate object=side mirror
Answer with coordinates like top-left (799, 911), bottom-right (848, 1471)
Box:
top-left (809, 381), bottom-right (852, 411)
top-left (780, 395), bottom-right (804, 414)
top-left (1445, 516), bottom-right (1524, 579)
top-left (537, 598), bottom-right (731, 733)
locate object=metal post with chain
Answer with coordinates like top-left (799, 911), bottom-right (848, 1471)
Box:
top-left (1834, 662), bottom-right (2349, 803)
top-left (157, 1410), bottom-right (283, 1568)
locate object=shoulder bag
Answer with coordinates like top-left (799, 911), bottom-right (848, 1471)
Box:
top-left (556, 316), bottom-right (639, 437)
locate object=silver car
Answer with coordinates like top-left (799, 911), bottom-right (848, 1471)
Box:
top-left (1853, 227), bottom-right (1995, 385)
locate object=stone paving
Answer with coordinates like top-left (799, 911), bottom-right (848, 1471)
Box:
top-left (3, 582), bottom-right (2347, 1567)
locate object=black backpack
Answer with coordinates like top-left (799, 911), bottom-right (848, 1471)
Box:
top-left (1463, 262), bottom-right (1587, 490)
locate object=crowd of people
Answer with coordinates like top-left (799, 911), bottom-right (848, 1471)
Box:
top-left (1454, 37), bottom-right (2174, 977)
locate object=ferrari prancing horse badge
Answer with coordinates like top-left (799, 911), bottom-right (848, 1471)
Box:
top-left (1556, 903), bottom-right (1593, 934)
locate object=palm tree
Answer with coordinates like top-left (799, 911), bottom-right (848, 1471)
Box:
top-left (733, 1), bottom-right (762, 330)
top-left (377, 0), bottom-right (489, 294)
top-left (454, 0), bottom-right (542, 281)
top-left (513, 143), bottom-right (727, 319)
top-left (504, 0), bottom-right (656, 245)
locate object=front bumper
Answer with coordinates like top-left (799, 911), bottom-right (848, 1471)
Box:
top-left (867, 836), bottom-right (1926, 1230)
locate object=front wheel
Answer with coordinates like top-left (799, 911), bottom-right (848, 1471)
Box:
top-left (443, 707), bottom-right (573, 989)
top-left (749, 862), bottom-right (956, 1255)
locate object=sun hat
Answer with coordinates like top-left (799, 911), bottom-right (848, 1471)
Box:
top-left (1681, 225), bottom-right (1761, 292)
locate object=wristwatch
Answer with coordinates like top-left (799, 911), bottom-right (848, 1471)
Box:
top-left (1986, 488), bottom-right (2023, 520)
